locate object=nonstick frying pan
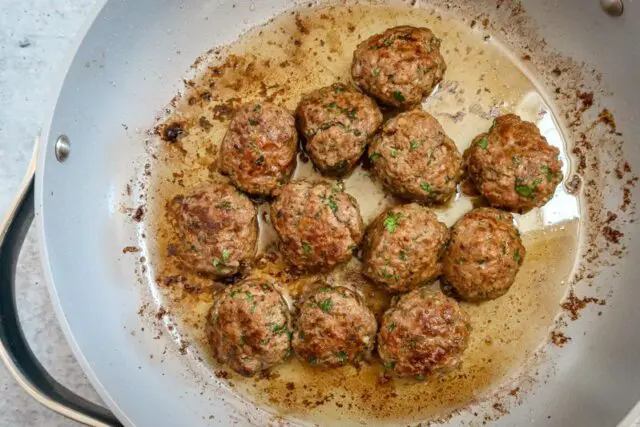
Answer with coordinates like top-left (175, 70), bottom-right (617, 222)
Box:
top-left (1, 0), bottom-right (640, 426)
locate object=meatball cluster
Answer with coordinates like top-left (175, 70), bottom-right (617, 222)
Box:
top-left (168, 24), bottom-right (565, 381)
top-left (296, 83), bottom-right (383, 176)
top-left (292, 285), bottom-right (377, 368)
top-left (207, 277), bottom-right (291, 377)
top-left (368, 109), bottom-right (463, 204)
top-left (362, 203), bottom-right (448, 294)
top-left (352, 26), bottom-right (446, 108)
top-left (168, 182), bottom-right (258, 277)
top-left (378, 287), bottom-right (471, 378)
top-left (270, 179), bottom-right (364, 272)
top-left (464, 114), bottom-right (563, 212)
top-left (443, 208), bottom-right (525, 301)
top-left (219, 102), bottom-right (298, 197)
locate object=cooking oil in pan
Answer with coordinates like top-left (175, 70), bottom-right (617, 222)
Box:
top-left (144, 2), bottom-right (581, 424)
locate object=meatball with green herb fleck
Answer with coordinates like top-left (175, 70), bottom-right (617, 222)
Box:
top-left (351, 26), bottom-right (446, 108)
top-left (167, 182), bottom-right (257, 277)
top-left (363, 203), bottom-right (448, 294)
top-left (464, 114), bottom-right (563, 213)
top-left (378, 287), bottom-right (471, 380)
top-left (270, 180), bottom-right (364, 272)
top-left (207, 277), bottom-right (291, 377)
top-left (296, 83), bottom-right (383, 176)
top-left (442, 208), bottom-right (525, 301)
top-left (368, 109), bottom-right (463, 204)
top-left (292, 285), bottom-right (377, 368)
top-left (219, 102), bottom-right (298, 197)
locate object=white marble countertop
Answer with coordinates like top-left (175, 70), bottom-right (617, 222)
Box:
top-left (0, 1), bottom-right (103, 425)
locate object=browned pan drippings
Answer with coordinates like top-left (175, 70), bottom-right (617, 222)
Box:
top-left (143, 3), bottom-right (580, 424)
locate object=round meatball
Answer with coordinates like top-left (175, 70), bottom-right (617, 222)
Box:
top-left (292, 285), bottom-right (377, 368)
top-left (378, 287), bottom-right (471, 379)
top-left (270, 180), bottom-right (364, 272)
top-left (368, 109), bottom-right (463, 204)
top-left (464, 114), bottom-right (563, 212)
top-left (363, 203), bottom-right (448, 294)
top-left (296, 83), bottom-right (383, 176)
top-left (219, 102), bottom-right (298, 197)
top-left (442, 208), bottom-right (525, 301)
top-left (351, 26), bottom-right (446, 108)
top-left (207, 277), bottom-right (291, 377)
top-left (167, 182), bottom-right (257, 276)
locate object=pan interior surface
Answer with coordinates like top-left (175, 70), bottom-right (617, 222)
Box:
top-left (35, 0), bottom-right (640, 426)
top-left (144, 3), bottom-right (579, 425)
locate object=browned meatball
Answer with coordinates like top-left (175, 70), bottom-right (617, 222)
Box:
top-left (219, 102), bottom-right (298, 197)
top-left (167, 182), bottom-right (257, 277)
top-left (378, 287), bottom-right (471, 379)
top-left (442, 208), bottom-right (525, 301)
top-left (292, 285), bottom-right (377, 368)
top-left (351, 26), bottom-right (446, 108)
top-left (207, 277), bottom-right (291, 377)
top-left (464, 114), bottom-right (563, 212)
top-left (296, 83), bottom-right (383, 176)
top-left (362, 203), bottom-right (448, 294)
top-left (270, 180), bottom-right (364, 272)
top-left (368, 110), bottom-right (463, 204)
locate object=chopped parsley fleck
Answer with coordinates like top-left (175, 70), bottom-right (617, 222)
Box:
top-left (250, 302), bottom-right (257, 313)
top-left (513, 248), bottom-right (521, 263)
top-left (369, 152), bottom-right (381, 162)
top-left (410, 140), bottom-right (422, 151)
top-left (352, 129), bottom-right (362, 136)
top-left (399, 251), bottom-right (407, 261)
top-left (390, 148), bottom-right (399, 158)
top-left (244, 291), bottom-right (254, 302)
top-left (221, 249), bottom-right (231, 261)
top-left (512, 155), bottom-right (521, 165)
top-left (302, 241), bottom-right (313, 254)
top-left (248, 119), bottom-right (259, 126)
top-left (332, 85), bottom-right (345, 93)
top-left (253, 104), bottom-right (261, 113)
top-left (326, 199), bottom-right (338, 213)
top-left (348, 108), bottom-right (358, 120)
top-left (261, 283), bottom-right (270, 290)
top-left (541, 165), bottom-right (553, 182)
top-left (373, 67), bottom-right (381, 76)
top-left (383, 213), bottom-right (400, 232)
top-left (515, 178), bottom-right (542, 198)
top-left (327, 101), bottom-right (338, 110)
top-left (231, 290), bottom-right (241, 298)
top-left (388, 322), bottom-right (397, 332)
top-left (380, 268), bottom-right (395, 280)
top-left (336, 351), bottom-right (347, 363)
top-left (318, 287), bottom-right (332, 293)
top-left (415, 374), bottom-right (425, 381)
top-left (477, 137), bottom-right (489, 149)
top-left (384, 360), bottom-right (396, 370)
top-left (216, 200), bottom-right (233, 210)
top-left (392, 90), bottom-right (405, 102)
top-left (269, 322), bottom-right (288, 334)
top-left (319, 298), bottom-right (333, 313)
top-left (383, 38), bottom-right (393, 46)
top-left (420, 182), bottom-right (433, 193)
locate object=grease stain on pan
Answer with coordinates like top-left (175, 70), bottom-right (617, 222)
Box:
top-left (128, 0), bottom-right (636, 425)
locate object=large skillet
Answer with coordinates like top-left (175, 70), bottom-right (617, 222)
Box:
top-left (1, 0), bottom-right (640, 425)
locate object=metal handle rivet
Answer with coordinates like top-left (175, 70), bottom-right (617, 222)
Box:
top-left (54, 135), bottom-right (71, 162)
top-left (600, 0), bottom-right (624, 16)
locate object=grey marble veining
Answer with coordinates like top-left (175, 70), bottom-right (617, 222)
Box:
top-left (0, 1), bottom-right (102, 426)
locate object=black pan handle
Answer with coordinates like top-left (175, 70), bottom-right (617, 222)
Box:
top-left (0, 151), bottom-right (121, 426)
